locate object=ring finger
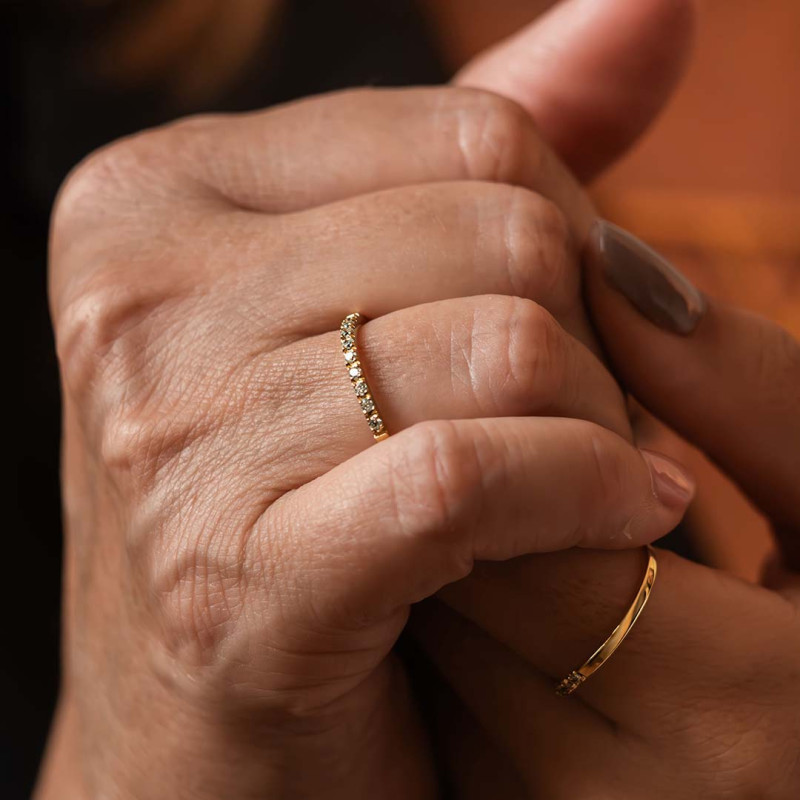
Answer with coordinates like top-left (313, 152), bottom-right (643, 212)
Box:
top-left (433, 547), bottom-right (797, 736)
top-left (266, 293), bottom-right (629, 478)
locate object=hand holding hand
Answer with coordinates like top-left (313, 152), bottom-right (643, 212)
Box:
top-left (414, 233), bottom-right (800, 799)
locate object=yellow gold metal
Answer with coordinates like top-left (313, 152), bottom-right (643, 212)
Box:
top-left (556, 546), bottom-right (657, 696)
top-left (340, 313), bottom-right (389, 441)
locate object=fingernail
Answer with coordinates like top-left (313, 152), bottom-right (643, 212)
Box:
top-left (587, 220), bottom-right (707, 335)
top-left (640, 450), bottom-right (696, 508)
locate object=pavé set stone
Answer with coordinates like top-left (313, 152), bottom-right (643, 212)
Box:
top-left (340, 313), bottom-right (388, 441)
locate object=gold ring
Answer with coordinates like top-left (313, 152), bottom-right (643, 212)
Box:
top-left (341, 313), bottom-right (389, 442)
top-left (556, 546), bottom-right (657, 696)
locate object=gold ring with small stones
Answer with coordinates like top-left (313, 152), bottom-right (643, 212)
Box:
top-left (340, 313), bottom-right (389, 442)
top-left (555, 546), bottom-right (657, 696)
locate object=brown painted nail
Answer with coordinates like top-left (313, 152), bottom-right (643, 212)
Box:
top-left (587, 220), bottom-right (707, 335)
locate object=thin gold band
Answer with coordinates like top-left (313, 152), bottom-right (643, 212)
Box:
top-left (556, 546), bottom-right (657, 696)
top-left (341, 313), bottom-right (389, 442)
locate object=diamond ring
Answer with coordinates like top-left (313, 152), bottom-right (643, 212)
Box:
top-left (340, 313), bottom-right (389, 442)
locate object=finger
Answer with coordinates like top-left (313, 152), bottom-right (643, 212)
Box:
top-left (168, 86), bottom-right (595, 235)
top-left (456, 0), bottom-right (695, 181)
top-left (422, 677), bottom-right (529, 800)
top-left (437, 547), bottom-right (800, 735)
top-left (762, 553), bottom-right (800, 601)
top-left (397, 630), bottom-right (529, 800)
top-left (264, 417), bottom-right (693, 629)
top-left (584, 222), bottom-right (800, 567)
top-left (228, 181), bottom-right (592, 342)
top-left (282, 295), bottom-right (630, 479)
top-left (407, 599), bottom-right (649, 799)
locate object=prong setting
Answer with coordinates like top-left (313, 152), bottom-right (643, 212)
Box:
top-left (340, 313), bottom-right (389, 440)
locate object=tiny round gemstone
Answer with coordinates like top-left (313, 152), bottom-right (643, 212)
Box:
top-left (354, 380), bottom-right (368, 396)
top-left (344, 350), bottom-right (357, 362)
top-left (360, 398), bottom-right (375, 413)
top-left (349, 366), bottom-right (362, 378)
top-left (368, 415), bottom-right (383, 431)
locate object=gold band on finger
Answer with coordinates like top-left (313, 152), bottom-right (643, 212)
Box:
top-left (556, 546), bottom-right (657, 696)
top-left (341, 313), bottom-right (389, 442)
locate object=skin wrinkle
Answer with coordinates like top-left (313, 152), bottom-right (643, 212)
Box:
top-left (669, 719), bottom-right (768, 797)
top-left (534, 199), bottom-right (577, 313)
top-left (57, 276), bottom-right (185, 405)
top-left (457, 93), bottom-right (524, 182)
top-left (506, 188), bottom-right (575, 313)
top-left (585, 428), bottom-right (628, 545)
top-left (464, 302), bottom-right (481, 406)
top-left (501, 185), bottom-right (529, 300)
top-left (496, 296), bottom-right (527, 406)
top-left (475, 304), bottom-right (513, 412)
top-left (144, 409), bottom-right (295, 658)
top-left (409, 422), bottom-right (481, 577)
top-left (153, 522), bottom-right (239, 656)
top-left (394, 422), bottom-right (465, 542)
top-left (465, 420), bottom-right (513, 558)
top-left (505, 297), bottom-right (560, 416)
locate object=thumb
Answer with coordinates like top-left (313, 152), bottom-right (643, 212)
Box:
top-left (455, 0), bottom-right (696, 182)
top-left (585, 221), bottom-right (800, 570)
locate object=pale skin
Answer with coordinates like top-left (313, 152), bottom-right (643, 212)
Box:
top-left (37, 1), bottom-right (799, 798)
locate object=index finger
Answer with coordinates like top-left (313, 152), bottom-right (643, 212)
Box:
top-left (584, 225), bottom-right (800, 567)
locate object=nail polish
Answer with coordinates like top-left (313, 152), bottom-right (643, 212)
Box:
top-left (587, 220), bottom-right (707, 335)
top-left (640, 450), bottom-right (696, 508)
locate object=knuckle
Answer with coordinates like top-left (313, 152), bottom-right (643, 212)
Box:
top-left (53, 137), bottom-right (152, 240)
top-left (584, 423), bottom-right (629, 510)
top-left (57, 277), bottom-right (205, 490)
top-left (491, 296), bottom-right (564, 414)
top-left (145, 532), bottom-right (248, 670)
top-left (126, 528), bottom-right (267, 707)
top-left (100, 397), bottom-right (196, 487)
top-left (53, 142), bottom-right (131, 232)
top-left (55, 274), bottom-right (159, 397)
top-left (450, 88), bottom-right (532, 182)
top-left (387, 420), bottom-right (483, 562)
top-left (52, 123), bottom-right (196, 247)
top-left (501, 190), bottom-right (576, 309)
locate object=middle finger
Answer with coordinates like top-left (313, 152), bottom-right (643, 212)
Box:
top-left (228, 180), bottom-right (598, 349)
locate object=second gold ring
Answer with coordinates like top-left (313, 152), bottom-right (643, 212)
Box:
top-left (556, 546), bottom-right (657, 696)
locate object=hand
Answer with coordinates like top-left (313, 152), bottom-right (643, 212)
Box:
top-left (412, 241), bottom-right (800, 798)
top-left (37, 2), bottom-right (697, 793)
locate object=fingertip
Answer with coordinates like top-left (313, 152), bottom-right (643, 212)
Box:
top-left (559, 0), bottom-right (696, 180)
top-left (639, 449), bottom-right (696, 509)
top-left (456, 0), bottom-right (697, 181)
